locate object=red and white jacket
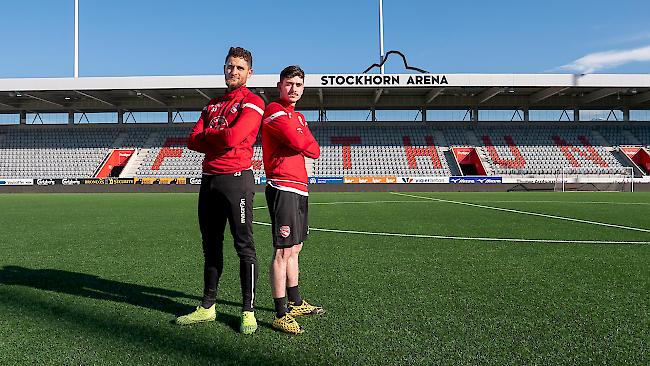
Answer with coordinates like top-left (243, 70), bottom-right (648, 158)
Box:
top-left (188, 86), bottom-right (265, 174)
top-left (262, 100), bottom-right (320, 195)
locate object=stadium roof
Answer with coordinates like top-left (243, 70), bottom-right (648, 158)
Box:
top-left (1, 73), bottom-right (650, 113)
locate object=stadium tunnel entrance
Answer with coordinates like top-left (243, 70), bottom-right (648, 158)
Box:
top-left (621, 147), bottom-right (650, 175)
top-left (452, 147), bottom-right (487, 176)
top-left (95, 149), bottom-right (135, 178)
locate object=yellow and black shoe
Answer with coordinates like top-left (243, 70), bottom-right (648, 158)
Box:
top-left (272, 313), bottom-right (304, 335)
top-left (288, 300), bottom-right (326, 317)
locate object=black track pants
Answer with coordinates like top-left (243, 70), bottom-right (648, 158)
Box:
top-left (198, 170), bottom-right (258, 311)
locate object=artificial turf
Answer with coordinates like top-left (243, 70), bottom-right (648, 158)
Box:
top-left (0, 192), bottom-right (648, 365)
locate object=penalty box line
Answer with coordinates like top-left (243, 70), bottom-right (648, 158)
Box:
top-left (252, 199), bottom-right (650, 244)
top-left (251, 220), bottom-right (650, 245)
top-left (462, 200), bottom-right (650, 206)
top-left (252, 200), bottom-right (425, 211)
top-left (392, 192), bottom-right (650, 234)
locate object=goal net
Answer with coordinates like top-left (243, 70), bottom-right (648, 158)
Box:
top-left (554, 167), bottom-right (634, 192)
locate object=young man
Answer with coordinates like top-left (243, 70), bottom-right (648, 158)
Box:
top-left (262, 65), bottom-right (325, 335)
top-left (177, 47), bottom-right (265, 335)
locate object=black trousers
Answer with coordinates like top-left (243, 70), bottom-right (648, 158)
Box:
top-left (198, 170), bottom-right (258, 311)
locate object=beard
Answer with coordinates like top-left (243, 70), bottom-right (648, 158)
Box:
top-left (225, 77), bottom-right (245, 90)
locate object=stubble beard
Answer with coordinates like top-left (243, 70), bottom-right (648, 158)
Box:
top-left (226, 77), bottom-right (245, 91)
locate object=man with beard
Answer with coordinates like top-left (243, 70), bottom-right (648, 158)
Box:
top-left (178, 47), bottom-right (265, 335)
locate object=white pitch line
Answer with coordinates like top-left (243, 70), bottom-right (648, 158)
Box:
top-left (254, 199), bottom-right (650, 212)
top-left (252, 200), bottom-right (423, 211)
top-left (310, 200), bottom-right (423, 205)
top-left (252, 221), bottom-right (650, 245)
top-left (392, 192), bottom-right (650, 234)
top-left (469, 200), bottom-right (650, 206)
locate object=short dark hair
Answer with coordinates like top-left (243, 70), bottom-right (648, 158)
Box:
top-left (280, 65), bottom-right (305, 81)
top-left (225, 47), bottom-right (252, 68)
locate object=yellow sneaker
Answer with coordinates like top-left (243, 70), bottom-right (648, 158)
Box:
top-left (272, 314), bottom-right (304, 335)
top-left (175, 304), bottom-right (216, 325)
top-left (288, 300), bottom-right (325, 317)
top-left (240, 311), bottom-right (257, 335)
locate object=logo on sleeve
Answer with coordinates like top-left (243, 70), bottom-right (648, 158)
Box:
top-left (279, 226), bottom-right (291, 238)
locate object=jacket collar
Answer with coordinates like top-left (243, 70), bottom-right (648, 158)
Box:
top-left (223, 85), bottom-right (249, 100)
top-left (277, 98), bottom-right (295, 111)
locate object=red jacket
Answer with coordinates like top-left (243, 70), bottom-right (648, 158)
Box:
top-left (188, 86), bottom-right (265, 174)
top-left (262, 100), bottom-right (320, 195)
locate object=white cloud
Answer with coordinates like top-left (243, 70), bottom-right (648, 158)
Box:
top-left (558, 45), bottom-right (650, 73)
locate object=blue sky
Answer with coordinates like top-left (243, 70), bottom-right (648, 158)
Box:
top-left (1, 0), bottom-right (649, 78)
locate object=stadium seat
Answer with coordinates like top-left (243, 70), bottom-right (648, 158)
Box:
top-left (0, 124), bottom-right (644, 179)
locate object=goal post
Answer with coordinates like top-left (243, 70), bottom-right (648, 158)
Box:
top-left (554, 167), bottom-right (634, 192)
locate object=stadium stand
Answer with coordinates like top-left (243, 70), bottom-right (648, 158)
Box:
top-left (1, 124), bottom-right (649, 179)
top-left (0, 127), bottom-right (117, 178)
top-left (631, 126), bottom-right (650, 147)
top-left (597, 126), bottom-right (643, 146)
top-left (475, 126), bottom-right (628, 175)
top-left (311, 125), bottom-right (451, 177)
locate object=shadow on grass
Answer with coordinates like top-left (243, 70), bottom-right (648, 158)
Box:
top-left (0, 265), bottom-right (295, 364)
top-left (0, 265), bottom-right (273, 318)
top-left (0, 286), bottom-right (308, 366)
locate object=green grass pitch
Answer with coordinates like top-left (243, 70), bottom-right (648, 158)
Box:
top-left (0, 192), bottom-right (648, 365)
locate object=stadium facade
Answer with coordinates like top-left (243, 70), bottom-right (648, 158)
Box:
top-left (1, 73), bottom-right (649, 191)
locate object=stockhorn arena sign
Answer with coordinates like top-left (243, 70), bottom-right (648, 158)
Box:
top-left (313, 74), bottom-right (449, 87)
